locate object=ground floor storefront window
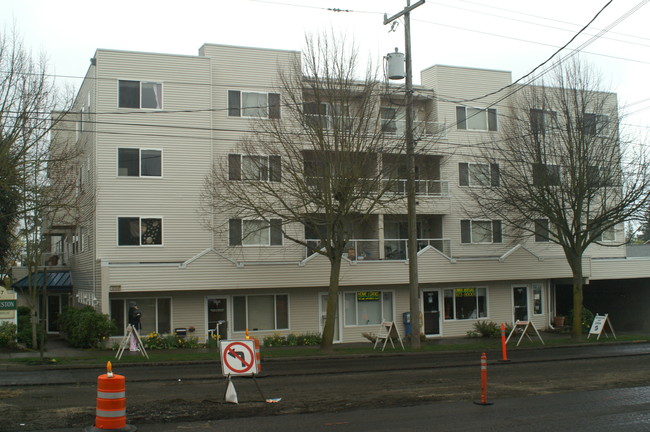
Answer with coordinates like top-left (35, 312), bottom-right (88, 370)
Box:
top-left (344, 290), bottom-right (393, 326)
top-left (443, 287), bottom-right (487, 320)
top-left (110, 298), bottom-right (171, 335)
top-left (232, 294), bottom-right (289, 331)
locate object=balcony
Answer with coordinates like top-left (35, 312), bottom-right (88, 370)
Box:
top-left (306, 238), bottom-right (452, 261)
top-left (382, 119), bottom-right (447, 140)
top-left (384, 179), bottom-right (449, 196)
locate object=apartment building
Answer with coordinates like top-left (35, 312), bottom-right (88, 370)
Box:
top-left (35, 43), bottom-right (650, 342)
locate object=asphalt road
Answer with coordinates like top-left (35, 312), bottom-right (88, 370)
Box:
top-left (3, 342), bottom-right (650, 431)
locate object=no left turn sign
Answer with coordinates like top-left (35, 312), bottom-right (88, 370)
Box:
top-left (220, 340), bottom-right (258, 376)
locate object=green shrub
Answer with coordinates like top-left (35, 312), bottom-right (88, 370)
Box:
top-left (567, 307), bottom-right (595, 333)
top-left (0, 322), bottom-right (17, 348)
top-left (142, 332), bottom-right (202, 349)
top-left (58, 306), bottom-right (117, 348)
top-left (467, 320), bottom-right (502, 338)
top-left (17, 306), bottom-right (42, 348)
top-left (262, 332), bottom-right (322, 347)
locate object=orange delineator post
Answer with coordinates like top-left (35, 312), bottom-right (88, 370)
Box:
top-left (480, 353), bottom-right (488, 404)
top-left (253, 338), bottom-right (262, 373)
top-left (500, 322), bottom-right (509, 361)
top-left (86, 361), bottom-right (136, 432)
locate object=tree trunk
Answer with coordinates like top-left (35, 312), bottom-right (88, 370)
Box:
top-left (567, 253), bottom-right (584, 341)
top-left (320, 255), bottom-right (342, 352)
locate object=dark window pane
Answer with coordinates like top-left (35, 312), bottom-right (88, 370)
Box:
top-left (488, 108), bottom-right (497, 131)
top-left (228, 90), bottom-right (241, 117)
top-left (118, 148), bottom-right (140, 176)
top-left (229, 219), bottom-right (242, 246)
top-left (492, 220), bottom-right (502, 243)
top-left (459, 163), bottom-right (469, 186)
top-left (119, 80), bottom-right (140, 108)
top-left (157, 298), bottom-right (171, 333)
top-left (141, 150), bottom-right (161, 176)
top-left (535, 219), bottom-right (549, 242)
top-left (269, 155), bottom-right (281, 182)
top-left (270, 219), bottom-right (283, 245)
top-left (276, 295), bottom-right (289, 329)
top-left (456, 106), bottom-right (466, 130)
top-left (228, 154), bottom-right (241, 180)
top-left (110, 299), bottom-right (125, 335)
top-left (118, 217), bottom-right (140, 245)
top-left (460, 220), bottom-right (471, 244)
top-left (490, 164), bottom-right (500, 187)
top-left (268, 93), bottom-right (281, 119)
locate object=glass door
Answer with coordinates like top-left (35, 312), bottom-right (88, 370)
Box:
top-left (513, 286), bottom-right (529, 322)
top-left (207, 298), bottom-right (228, 341)
top-left (422, 290), bottom-right (441, 336)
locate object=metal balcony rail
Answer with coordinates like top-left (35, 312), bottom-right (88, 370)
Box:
top-left (383, 179), bottom-right (450, 196)
top-left (306, 238), bottom-right (452, 260)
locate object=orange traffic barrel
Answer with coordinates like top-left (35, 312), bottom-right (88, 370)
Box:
top-left (85, 362), bottom-right (136, 432)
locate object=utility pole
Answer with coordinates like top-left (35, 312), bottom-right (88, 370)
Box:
top-left (384, 0), bottom-right (425, 349)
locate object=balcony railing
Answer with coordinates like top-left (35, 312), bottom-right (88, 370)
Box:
top-left (306, 238), bottom-right (452, 260)
top-left (382, 120), bottom-right (447, 139)
top-left (304, 114), bottom-right (447, 140)
top-left (383, 179), bottom-right (449, 196)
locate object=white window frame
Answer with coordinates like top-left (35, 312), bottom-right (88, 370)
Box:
top-left (232, 294), bottom-right (289, 332)
top-left (228, 90), bottom-right (280, 119)
top-left (117, 216), bottom-right (163, 247)
top-left (461, 220), bottom-right (502, 244)
top-left (118, 80), bottom-right (163, 110)
top-left (343, 290), bottom-right (395, 327)
top-left (117, 148), bottom-right (163, 178)
top-left (457, 106), bottom-right (498, 131)
top-left (443, 287), bottom-right (488, 321)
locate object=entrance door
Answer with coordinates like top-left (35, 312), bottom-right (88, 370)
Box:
top-left (422, 290), bottom-right (441, 336)
top-left (207, 298), bottom-right (228, 341)
top-left (46, 294), bottom-right (69, 333)
top-left (320, 293), bottom-right (340, 343)
top-left (513, 286), bottom-right (529, 322)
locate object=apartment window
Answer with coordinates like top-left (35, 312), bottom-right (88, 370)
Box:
top-left (459, 163), bottom-right (500, 187)
top-left (530, 108), bottom-right (557, 134)
top-left (532, 163), bottom-right (561, 186)
top-left (584, 113), bottom-right (609, 137)
top-left (233, 294), bottom-right (288, 331)
top-left (444, 287), bottom-right (487, 320)
top-left (344, 291), bottom-right (393, 326)
top-left (532, 283), bottom-right (543, 315)
top-left (534, 219), bottom-right (550, 242)
top-left (590, 223), bottom-right (616, 242)
top-left (228, 90), bottom-right (281, 119)
top-left (118, 80), bottom-right (162, 109)
top-left (456, 106), bottom-right (497, 131)
top-left (380, 107), bottom-right (398, 133)
top-left (118, 148), bottom-right (162, 177)
top-left (118, 217), bottom-right (162, 246)
top-left (229, 218), bottom-right (282, 246)
top-left (460, 220), bottom-right (502, 244)
top-left (228, 154), bottom-right (281, 181)
top-left (110, 298), bottom-right (171, 335)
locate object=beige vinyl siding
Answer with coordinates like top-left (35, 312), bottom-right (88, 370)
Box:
top-left (93, 50), bottom-right (213, 260)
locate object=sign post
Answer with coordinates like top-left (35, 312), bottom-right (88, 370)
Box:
top-left (588, 314), bottom-right (616, 340)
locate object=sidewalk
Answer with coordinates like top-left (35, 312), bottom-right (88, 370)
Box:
top-left (0, 330), bottom-right (585, 362)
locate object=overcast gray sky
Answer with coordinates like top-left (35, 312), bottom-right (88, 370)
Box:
top-left (4, 0), bottom-right (650, 133)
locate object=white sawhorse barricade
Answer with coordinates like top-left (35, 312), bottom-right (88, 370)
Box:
top-left (373, 321), bottom-right (405, 351)
top-left (506, 320), bottom-right (545, 346)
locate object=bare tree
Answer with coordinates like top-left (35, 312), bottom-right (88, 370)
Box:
top-left (467, 59), bottom-right (650, 340)
top-left (202, 35), bottom-right (409, 351)
top-left (0, 28), bottom-right (75, 353)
